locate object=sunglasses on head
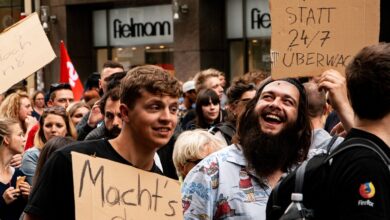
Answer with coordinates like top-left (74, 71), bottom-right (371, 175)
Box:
top-left (43, 106), bottom-right (67, 115)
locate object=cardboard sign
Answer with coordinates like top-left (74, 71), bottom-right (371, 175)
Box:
top-left (270, 0), bottom-right (379, 79)
top-left (71, 152), bottom-right (183, 220)
top-left (0, 12), bottom-right (56, 94)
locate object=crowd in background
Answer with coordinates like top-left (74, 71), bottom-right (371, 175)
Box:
top-left (0, 43), bottom-right (389, 220)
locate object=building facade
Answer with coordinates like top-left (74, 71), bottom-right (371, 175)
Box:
top-left (1, 0), bottom-right (389, 90)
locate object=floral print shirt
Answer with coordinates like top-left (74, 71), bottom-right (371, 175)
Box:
top-left (182, 144), bottom-right (271, 220)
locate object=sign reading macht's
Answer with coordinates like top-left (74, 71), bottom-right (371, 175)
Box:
top-left (72, 152), bottom-right (183, 220)
top-left (270, 0), bottom-right (380, 79)
top-left (0, 12), bottom-right (55, 94)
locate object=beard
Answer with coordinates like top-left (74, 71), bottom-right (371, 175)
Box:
top-left (104, 125), bottom-right (121, 139)
top-left (240, 115), bottom-right (301, 179)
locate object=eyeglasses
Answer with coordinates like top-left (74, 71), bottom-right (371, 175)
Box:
top-left (49, 83), bottom-right (72, 95)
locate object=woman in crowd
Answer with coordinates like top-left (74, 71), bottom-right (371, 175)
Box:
top-left (185, 89), bottom-right (222, 130)
top-left (0, 118), bottom-right (31, 220)
top-left (30, 90), bottom-right (46, 121)
top-left (66, 101), bottom-right (91, 127)
top-left (0, 91), bottom-right (36, 135)
top-left (21, 106), bottom-right (77, 185)
top-left (173, 129), bottom-right (225, 180)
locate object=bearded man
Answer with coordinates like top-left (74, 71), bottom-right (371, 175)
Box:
top-left (181, 78), bottom-right (312, 220)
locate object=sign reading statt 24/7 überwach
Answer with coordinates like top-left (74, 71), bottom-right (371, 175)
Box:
top-left (270, 0), bottom-right (379, 79)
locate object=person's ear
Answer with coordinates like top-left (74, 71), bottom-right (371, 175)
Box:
top-left (120, 104), bottom-right (129, 122)
top-left (3, 136), bottom-right (10, 145)
top-left (47, 100), bottom-right (54, 107)
top-left (98, 79), bottom-right (103, 89)
top-left (323, 102), bottom-right (331, 116)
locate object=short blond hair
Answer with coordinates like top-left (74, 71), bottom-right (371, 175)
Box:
top-left (194, 68), bottom-right (223, 92)
top-left (173, 129), bottom-right (225, 177)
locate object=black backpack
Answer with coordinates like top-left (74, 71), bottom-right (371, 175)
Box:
top-left (266, 137), bottom-right (390, 220)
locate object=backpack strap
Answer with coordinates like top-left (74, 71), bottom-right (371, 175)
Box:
top-left (294, 135), bottom-right (339, 194)
top-left (326, 137), bottom-right (390, 172)
top-left (270, 173), bottom-right (288, 213)
top-left (294, 160), bottom-right (308, 193)
top-left (325, 135), bottom-right (339, 154)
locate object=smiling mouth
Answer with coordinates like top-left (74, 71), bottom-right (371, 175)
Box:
top-left (261, 112), bottom-right (286, 124)
top-left (154, 127), bottom-right (171, 133)
top-left (265, 114), bottom-right (281, 122)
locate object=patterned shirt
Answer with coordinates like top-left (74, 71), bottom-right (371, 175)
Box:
top-left (182, 144), bottom-right (271, 220)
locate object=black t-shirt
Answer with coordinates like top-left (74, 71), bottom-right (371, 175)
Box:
top-left (316, 128), bottom-right (390, 219)
top-left (0, 169), bottom-right (27, 220)
top-left (24, 139), bottom-right (162, 220)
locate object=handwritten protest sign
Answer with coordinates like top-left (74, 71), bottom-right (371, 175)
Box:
top-left (270, 0), bottom-right (379, 79)
top-left (0, 12), bottom-right (55, 94)
top-left (71, 152), bottom-right (183, 220)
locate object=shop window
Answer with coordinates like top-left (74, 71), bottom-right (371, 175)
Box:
top-left (0, 0), bottom-right (23, 32)
top-left (229, 40), bottom-right (244, 80)
top-left (248, 38), bottom-right (271, 72)
top-left (96, 48), bottom-right (108, 71)
top-left (98, 45), bottom-right (173, 73)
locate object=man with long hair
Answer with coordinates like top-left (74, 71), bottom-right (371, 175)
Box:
top-left (181, 78), bottom-right (312, 219)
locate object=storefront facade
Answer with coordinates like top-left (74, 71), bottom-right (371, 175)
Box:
top-left (39, 0), bottom-right (275, 86)
top-left (2, 0), bottom-right (389, 89)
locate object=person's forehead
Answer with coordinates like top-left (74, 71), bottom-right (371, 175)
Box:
top-left (105, 98), bottom-right (121, 110)
top-left (36, 93), bottom-right (44, 98)
top-left (241, 90), bottom-right (256, 100)
top-left (74, 106), bottom-right (89, 114)
top-left (205, 76), bottom-right (220, 86)
top-left (44, 114), bottom-right (66, 122)
top-left (262, 80), bottom-right (300, 99)
top-left (20, 97), bottom-right (31, 104)
top-left (10, 123), bottom-right (22, 133)
top-left (54, 89), bottom-right (74, 99)
top-left (101, 67), bottom-right (123, 80)
top-left (137, 91), bottom-right (178, 103)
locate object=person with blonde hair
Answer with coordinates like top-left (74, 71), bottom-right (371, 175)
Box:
top-left (194, 68), bottom-right (224, 100)
top-left (0, 91), bottom-right (36, 135)
top-left (66, 101), bottom-right (90, 127)
top-left (0, 91), bottom-right (37, 169)
top-left (173, 129), bottom-right (225, 179)
top-left (21, 106), bottom-right (77, 185)
top-left (0, 118), bottom-right (31, 220)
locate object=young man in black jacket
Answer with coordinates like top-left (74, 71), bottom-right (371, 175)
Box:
top-left (23, 65), bottom-right (181, 220)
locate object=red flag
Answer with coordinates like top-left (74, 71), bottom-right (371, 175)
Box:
top-left (60, 40), bottom-right (84, 100)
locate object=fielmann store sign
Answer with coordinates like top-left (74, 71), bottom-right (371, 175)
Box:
top-left (93, 5), bottom-right (173, 47)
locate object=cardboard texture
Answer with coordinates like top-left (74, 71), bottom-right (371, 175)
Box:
top-left (0, 12), bottom-right (56, 94)
top-left (270, 0), bottom-right (380, 79)
top-left (71, 152), bottom-right (183, 220)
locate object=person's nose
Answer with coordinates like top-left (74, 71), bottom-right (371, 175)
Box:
top-left (113, 115), bottom-right (122, 127)
top-left (159, 107), bottom-right (174, 123)
top-left (51, 126), bottom-right (59, 134)
top-left (269, 97), bottom-right (282, 110)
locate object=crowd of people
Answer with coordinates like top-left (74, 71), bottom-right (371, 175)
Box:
top-left (0, 43), bottom-right (388, 220)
